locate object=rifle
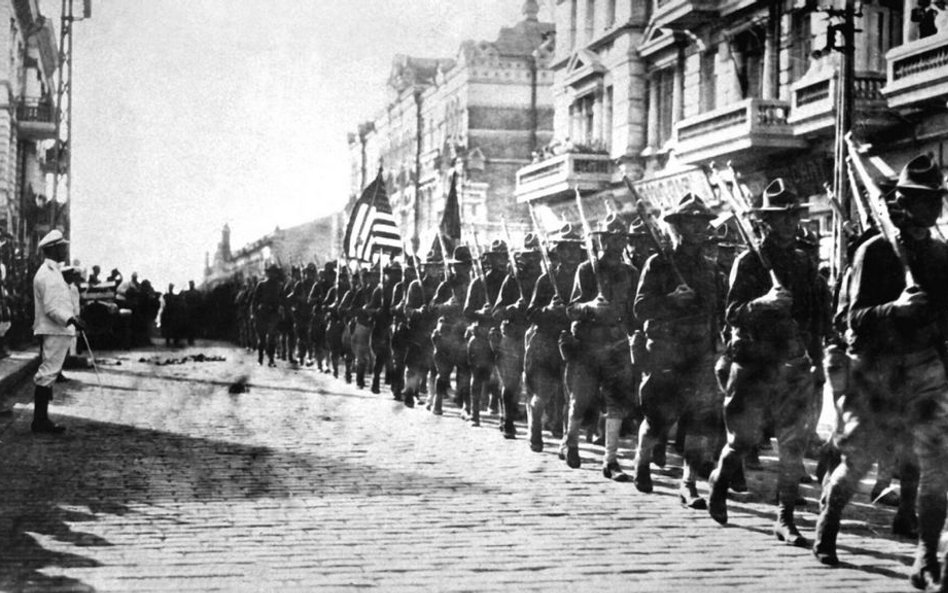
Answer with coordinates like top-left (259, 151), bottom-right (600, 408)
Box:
top-left (709, 162), bottom-right (785, 291)
top-left (823, 182), bottom-right (859, 237)
top-left (436, 233), bottom-right (451, 283)
top-left (622, 176), bottom-right (689, 289)
top-left (470, 229), bottom-right (490, 302)
top-left (844, 133), bottom-right (917, 288)
top-left (500, 215), bottom-right (523, 300)
top-left (526, 201), bottom-right (563, 303)
top-left (573, 188), bottom-right (605, 299)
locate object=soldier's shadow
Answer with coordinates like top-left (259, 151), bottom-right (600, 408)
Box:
top-left (0, 413), bottom-right (501, 593)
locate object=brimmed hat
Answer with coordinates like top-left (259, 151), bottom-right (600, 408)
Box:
top-left (487, 239), bottom-right (508, 254)
top-left (38, 229), bottom-right (68, 250)
top-left (591, 212), bottom-right (627, 235)
top-left (265, 263), bottom-right (281, 274)
top-left (551, 223), bottom-right (583, 244)
top-left (518, 233), bottom-right (540, 252)
top-left (752, 178), bottom-right (808, 213)
top-left (895, 154), bottom-right (947, 195)
top-left (424, 250), bottom-right (444, 264)
top-left (664, 194), bottom-right (716, 224)
top-left (451, 245), bottom-right (473, 264)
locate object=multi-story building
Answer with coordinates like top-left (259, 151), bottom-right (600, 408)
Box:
top-left (5, 0), bottom-right (60, 249)
top-left (346, 0), bottom-right (555, 255)
top-left (517, 1), bottom-right (907, 253)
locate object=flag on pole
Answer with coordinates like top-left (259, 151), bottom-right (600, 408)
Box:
top-left (343, 169), bottom-right (403, 263)
top-left (431, 171), bottom-right (462, 258)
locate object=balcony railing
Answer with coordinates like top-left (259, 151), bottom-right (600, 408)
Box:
top-left (674, 98), bottom-right (806, 165)
top-left (883, 33), bottom-right (948, 109)
top-left (515, 151), bottom-right (614, 203)
top-left (16, 99), bottom-right (56, 140)
top-left (789, 69), bottom-right (891, 136)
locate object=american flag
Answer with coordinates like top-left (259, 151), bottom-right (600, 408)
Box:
top-left (343, 169), bottom-right (403, 262)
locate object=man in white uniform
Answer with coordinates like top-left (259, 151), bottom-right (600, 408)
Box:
top-left (32, 230), bottom-right (85, 434)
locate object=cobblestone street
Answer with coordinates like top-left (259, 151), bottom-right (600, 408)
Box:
top-left (0, 342), bottom-right (925, 592)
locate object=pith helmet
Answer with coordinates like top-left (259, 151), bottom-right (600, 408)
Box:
top-left (664, 193), bottom-right (716, 224)
top-left (592, 212), bottom-right (627, 235)
top-left (896, 154), bottom-right (948, 195)
top-left (752, 178), bottom-right (808, 213)
top-left (551, 222), bottom-right (583, 243)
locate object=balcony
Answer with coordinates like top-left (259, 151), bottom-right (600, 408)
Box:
top-left (673, 98), bottom-right (806, 166)
top-left (16, 99), bottom-right (56, 140)
top-left (882, 33), bottom-right (948, 109)
top-left (789, 69), bottom-right (893, 137)
top-left (515, 151), bottom-right (614, 203)
top-left (651, 0), bottom-right (719, 28)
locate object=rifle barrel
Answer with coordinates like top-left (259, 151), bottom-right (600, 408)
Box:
top-left (527, 202), bottom-right (563, 303)
top-left (574, 188), bottom-right (605, 298)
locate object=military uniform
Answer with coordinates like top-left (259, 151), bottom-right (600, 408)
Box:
top-left (431, 246), bottom-right (472, 416)
top-left (524, 225), bottom-right (582, 452)
top-left (251, 265), bottom-right (285, 367)
top-left (324, 275), bottom-right (350, 379)
top-left (632, 195), bottom-right (722, 506)
top-left (493, 236), bottom-right (542, 439)
top-left (464, 241), bottom-right (508, 427)
top-left (367, 264), bottom-right (400, 394)
top-left (562, 214), bottom-right (638, 476)
top-left (389, 264), bottom-right (417, 400)
top-left (308, 266), bottom-right (335, 372)
top-left (289, 264), bottom-right (317, 365)
top-left (813, 156), bottom-right (948, 590)
top-left (707, 179), bottom-right (826, 548)
top-left (403, 256), bottom-right (443, 407)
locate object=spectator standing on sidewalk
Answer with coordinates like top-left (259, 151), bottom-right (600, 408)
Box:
top-left (32, 230), bottom-right (85, 434)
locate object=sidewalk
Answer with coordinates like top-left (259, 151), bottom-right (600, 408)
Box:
top-left (0, 349), bottom-right (41, 430)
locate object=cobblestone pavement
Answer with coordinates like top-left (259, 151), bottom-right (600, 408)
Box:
top-left (0, 342), bottom-right (929, 592)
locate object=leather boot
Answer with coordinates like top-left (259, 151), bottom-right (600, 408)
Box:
top-left (633, 422), bottom-right (655, 493)
top-left (893, 461), bottom-right (919, 539)
top-left (601, 418), bottom-right (629, 482)
top-left (370, 375), bottom-right (381, 394)
top-left (31, 386), bottom-right (64, 434)
top-left (708, 447), bottom-right (741, 525)
top-left (812, 481), bottom-right (851, 566)
top-left (678, 482), bottom-right (707, 510)
top-left (774, 499), bottom-right (810, 548)
top-left (910, 493), bottom-right (945, 591)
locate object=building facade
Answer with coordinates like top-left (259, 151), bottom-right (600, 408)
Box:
top-left (347, 0), bottom-right (555, 255)
top-left (516, 0), bottom-right (909, 254)
top-left (204, 217), bottom-right (339, 287)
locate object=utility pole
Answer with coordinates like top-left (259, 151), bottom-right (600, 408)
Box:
top-left (51, 0), bottom-right (90, 248)
top-left (824, 0), bottom-right (858, 281)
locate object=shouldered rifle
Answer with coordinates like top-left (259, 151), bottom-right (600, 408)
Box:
top-left (573, 188), bottom-right (605, 299)
top-left (844, 133), bottom-right (917, 288)
top-left (500, 215), bottom-right (523, 300)
top-left (470, 229), bottom-right (490, 302)
top-left (622, 175), bottom-right (689, 289)
top-left (436, 233), bottom-right (450, 283)
top-left (823, 182), bottom-right (859, 238)
top-left (403, 241), bottom-right (424, 303)
top-left (526, 201), bottom-right (563, 303)
top-left (709, 162), bottom-right (785, 291)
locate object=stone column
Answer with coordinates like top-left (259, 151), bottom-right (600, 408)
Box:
top-left (647, 73), bottom-right (659, 149)
top-left (904, 0), bottom-right (915, 43)
top-left (763, 3), bottom-right (779, 100)
top-left (672, 47), bottom-right (684, 125)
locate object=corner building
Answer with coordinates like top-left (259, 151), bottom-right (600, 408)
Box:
top-left (347, 1), bottom-right (555, 254)
top-left (517, 1), bottom-right (905, 251)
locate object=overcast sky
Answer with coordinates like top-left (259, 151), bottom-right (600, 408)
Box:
top-left (66, 0), bottom-right (553, 288)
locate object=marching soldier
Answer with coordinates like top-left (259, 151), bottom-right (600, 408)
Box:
top-left (251, 264), bottom-right (285, 367)
top-left (308, 263), bottom-right (335, 373)
top-left (812, 156), bottom-right (948, 590)
top-left (403, 251), bottom-right (443, 408)
top-left (493, 234), bottom-right (542, 439)
top-left (390, 261), bottom-right (418, 401)
top-left (324, 266), bottom-right (351, 379)
top-left (562, 213), bottom-right (638, 480)
top-left (279, 266), bottom-right (300, 363)
top-left (525, 224), bottom-right (583, 452)
top-left (430, 246), bottom-right (473, 416)
top-left (367, 261), bottom-right (400, 394)
top-left (464, 240), bottom-right (508, 427)
top-left (631, 195), bottom-right (722, 508)
top-left (707, 179), bottom-right (827, 548)
top-left (349, 265), bottom-right (379, 389)
top-left (289, 263), bottom-right (317, 365)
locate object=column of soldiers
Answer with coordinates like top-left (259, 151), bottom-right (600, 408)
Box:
top-left (230, 156), bottom-right (948, 591)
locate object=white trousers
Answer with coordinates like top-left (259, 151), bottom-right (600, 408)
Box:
top-left (35, 335), bottom-right (72, 387)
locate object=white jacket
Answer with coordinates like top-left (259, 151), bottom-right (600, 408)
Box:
top-left (33, 259), bottom-right (75, 336)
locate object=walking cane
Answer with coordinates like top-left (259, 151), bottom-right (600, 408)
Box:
top-left (78, 329), bottom-right (103, 390)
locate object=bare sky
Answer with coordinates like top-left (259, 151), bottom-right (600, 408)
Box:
top-left (67, 0), bottom-right (553, 288)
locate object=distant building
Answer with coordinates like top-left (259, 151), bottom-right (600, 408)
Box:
top-left (346, 0), bottom-right (555, 254)
top-left (204, 217), bottom-right (339, 286)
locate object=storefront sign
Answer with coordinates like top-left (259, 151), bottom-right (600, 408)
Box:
top-left (629, 167), bottom-right (717, 210)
